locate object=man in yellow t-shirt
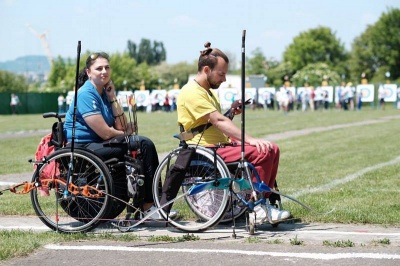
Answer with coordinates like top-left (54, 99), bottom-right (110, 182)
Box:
top-left (177, 81), bottom-right (229, 146)
top-left (177, 42), bottom-right (290, 223)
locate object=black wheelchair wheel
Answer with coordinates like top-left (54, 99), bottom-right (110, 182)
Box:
top-left (30, 149), bottom-right (113, 233)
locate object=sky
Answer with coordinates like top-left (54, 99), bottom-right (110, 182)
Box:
top-left (1, 0), bottom-right (399, 65)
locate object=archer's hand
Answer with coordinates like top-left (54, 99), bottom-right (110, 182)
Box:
top-left (247, 137), bottom-right (273, 154)
top-left (105, 80), bottom-right (116, 100)
top-left (229, 99), bottom-right (252, 118)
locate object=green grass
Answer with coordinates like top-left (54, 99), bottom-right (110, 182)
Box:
top-left (266, 239), bottom-right (284, 244)
top-left (0, 230), bottom-right (86, 261)
top-left (148, 233), bottom-right (200, 242)
top-left (289, 235), bottom-right (304, 245)
top-left (245, 236), bottom-right (262, 243)
top-left (1, 108), bottom-right (399, 174)
top-left (322, 239), bottom-right (355, 248)
top-left (279, 120), bottom-right (400, 224)
top-left (0, 230), bottom-right (199, 261)
top-left (2, 109), bottom-right (400, 221)
top-left (371, 238), bottom-right (391, 246)
top-left (0, 136), bottom-right (42, 175)
top-left (0, 193), bottom-right (33, 215)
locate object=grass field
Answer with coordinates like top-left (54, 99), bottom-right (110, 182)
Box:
top-left (0, 107), bottom-right (400, 261)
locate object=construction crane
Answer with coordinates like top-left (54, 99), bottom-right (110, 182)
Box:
top-left (26, 24), bottom-right (53, 66)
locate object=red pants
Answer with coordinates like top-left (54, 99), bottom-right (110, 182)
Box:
top-left (216, 143), bottom-right (280, 189)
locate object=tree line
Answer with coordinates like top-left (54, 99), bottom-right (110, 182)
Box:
top-left (1, 7), bottom-right (399, 93)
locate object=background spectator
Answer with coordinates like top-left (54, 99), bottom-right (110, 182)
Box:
top-left (57, 94), bottom-right (65, 113)
top-left (10, 93), bottom-right (21, 115)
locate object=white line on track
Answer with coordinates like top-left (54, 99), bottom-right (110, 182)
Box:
top-left (0, 181), bottom-right (17, 186)
top-left (296, 230), bottom-right (400, 236)
top-left (0, 225), bottom-right (48, 230)
top-left (288, 155), bottom-right (400, 199)
top-left (45, 244), bottom-right (400, 260)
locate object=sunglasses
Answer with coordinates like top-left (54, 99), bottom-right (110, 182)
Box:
top-left (90, 52), bottom-right (109, 60)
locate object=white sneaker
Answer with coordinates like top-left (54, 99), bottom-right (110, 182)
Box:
top-left (141, 205), bottom-right (178, 220)
top-left (268, 205), bottom-right (290, 223)
top-left (253, 205), bottom-right (290, 224)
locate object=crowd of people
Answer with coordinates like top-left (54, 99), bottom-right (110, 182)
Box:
top-left (54, 81), bottom-right (399, 115)
top-left (113, 83), bottom-right (397, 115)
top-left (254, 83), bottom-right (382, 114)
top-left (150, 92), bottom-right (177, 112)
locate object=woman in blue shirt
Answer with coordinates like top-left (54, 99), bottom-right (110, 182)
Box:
top-left (64, 52), bottom-right (167, 219)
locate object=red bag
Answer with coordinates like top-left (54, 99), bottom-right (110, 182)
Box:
top-left (34, 133), bottom-right (57, 196)
top-left (35, 133), bottom-right (55, 163)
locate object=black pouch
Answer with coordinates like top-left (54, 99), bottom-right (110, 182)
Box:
top-left (104, 135), bottom-right (127, 146)
top-left (51, 121), bottom-right (65, 149)
top-left (104, 135), bottom-right (141, 152)
top-left (159, 147), bottom-right (195, 214)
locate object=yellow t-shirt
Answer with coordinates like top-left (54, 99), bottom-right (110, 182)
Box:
top-left (177, 80), bottom-right (230, 146)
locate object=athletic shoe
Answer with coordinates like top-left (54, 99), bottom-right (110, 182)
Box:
top-left (141, 205), bottom-right (178, 220)
top-left (254, 204), bottom-right (290, 224)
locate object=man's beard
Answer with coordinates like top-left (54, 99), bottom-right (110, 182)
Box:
top-left (206, 74), bottom-right (221, 89)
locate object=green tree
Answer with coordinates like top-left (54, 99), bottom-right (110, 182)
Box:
top-left (47, 55), bottom-right (68, 89)
top-left (291, 63), bottom-right (341, 87)
top-left (127, 38), bottom-right (166, 65)
top-left (247, 47), bottom-right (268, 75)
top-left (108, 53), bottom-right (139, 90)
top-left (0, 70), bottom-right (28, 93)
top-left (283, 26), bottom-right (348, 74)
top-left (45, 56), bottom-right (77, 93)
top-left (137, 39), bottom-right (153, 65)
top-left (266, 61), bottom-right (295, 87)
top-left (152, 61), bottom-right (197, 89)
top-left (127, 40), bottom-right (137, 60)
top-left (349, 7), bottom-right (400, 82)
top-left (63, 57), bottom-right (80, 91)
top-left (152, 41), bottom-right (166, 64)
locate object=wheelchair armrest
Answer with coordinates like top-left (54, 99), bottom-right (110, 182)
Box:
top-left (43, 112), bottom-right (66, 122)
top-left (103, 158), bottom-right (119, 164)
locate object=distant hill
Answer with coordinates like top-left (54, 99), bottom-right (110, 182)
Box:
top-left (0, 55), bottom-right (50, 74)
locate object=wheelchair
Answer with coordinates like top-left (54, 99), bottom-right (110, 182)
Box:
top-left (152, 139), bottom-right (283, 233)
top-left (30, 112), bottom-right (143, 233)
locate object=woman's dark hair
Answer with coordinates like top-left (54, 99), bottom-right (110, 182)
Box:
top-left (77, 52), bottom-right (110, 88)
top-left (77, 68), bottom-right (88, 89)
top-left (198, 42), bottom-right (229, 72)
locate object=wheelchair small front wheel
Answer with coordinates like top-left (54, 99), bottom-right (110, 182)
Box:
top-left (245, 211), bottom-right (256, 235)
